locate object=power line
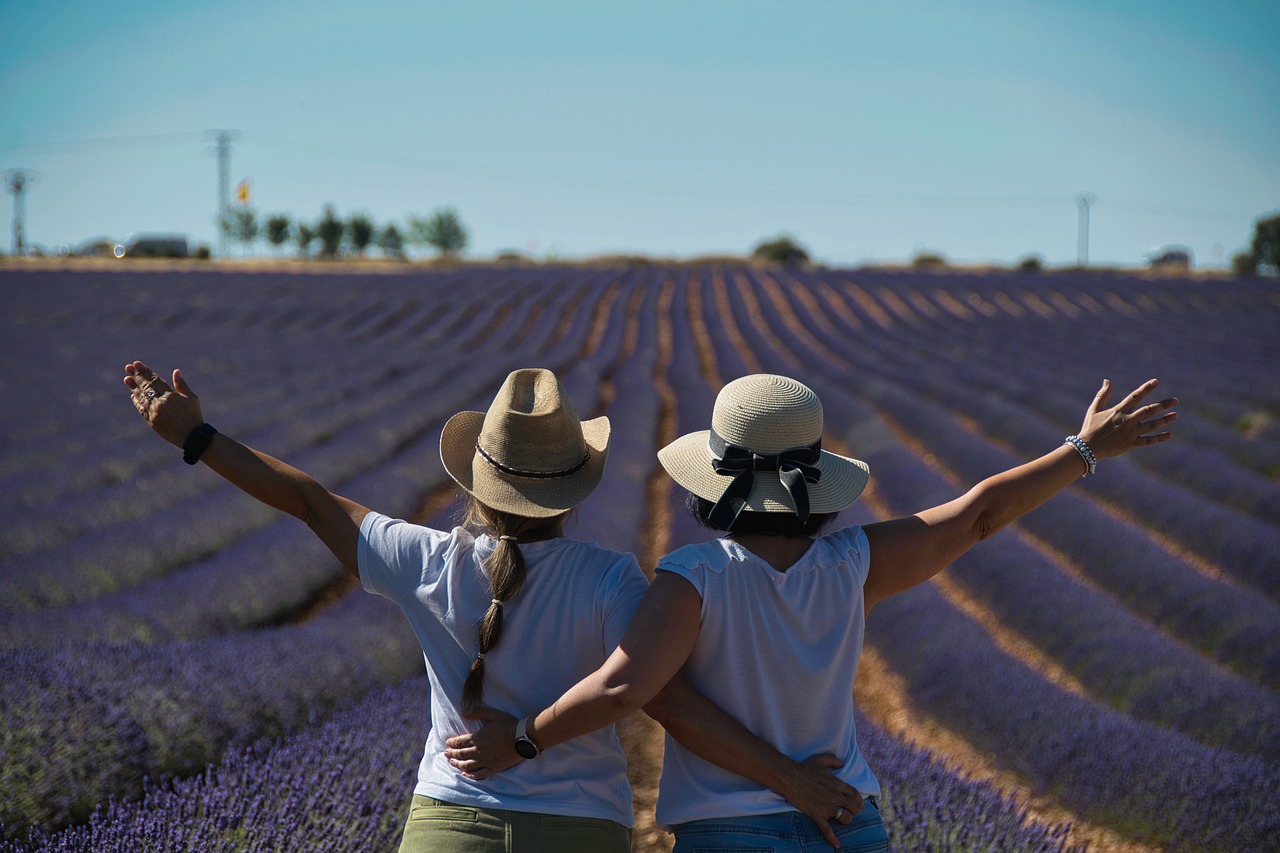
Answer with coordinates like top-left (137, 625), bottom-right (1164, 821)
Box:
top-left (0, 131), bottom-right (208, 154)
top-left (1, 131), bottom-right (1255, 221)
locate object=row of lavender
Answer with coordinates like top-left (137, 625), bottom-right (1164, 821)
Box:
top-left (2, 266), bottom-right (1277, 851)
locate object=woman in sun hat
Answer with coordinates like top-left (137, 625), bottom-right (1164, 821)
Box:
top-left (123, 362), bottom-right (848, 852)
top-left (445, 373), bottom-right (1177, 851)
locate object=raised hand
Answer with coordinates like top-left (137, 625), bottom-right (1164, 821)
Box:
top-left (123, 361), bottom-right (205, 448)
top-left (1077, 378), bottom-right (1178, 462)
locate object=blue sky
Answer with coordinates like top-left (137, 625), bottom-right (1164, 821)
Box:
top-left (2, 0), bottom-right (1277, 267)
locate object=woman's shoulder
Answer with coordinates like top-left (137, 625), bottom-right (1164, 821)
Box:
top-left (658, 537), bottom-right (734, 574)
top-left (812, 524), bottom-right (870, 569)
top-left (363, 512), bottom-right (476, 554)
top-left (551, 538), bottom-right (644, 578)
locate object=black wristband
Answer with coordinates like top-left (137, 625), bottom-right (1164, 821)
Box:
top-left (182, 423), bottom-right (218, 465)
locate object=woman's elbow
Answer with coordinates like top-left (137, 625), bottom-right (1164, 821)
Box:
top-left (297, 478), bottom-right (337, 527)
top-left (641, 681), bottom-right (683, 728)
top-left (974, 510), bottom-right (1000, 541)
top-left (602, 682), bottom-right (650, 718)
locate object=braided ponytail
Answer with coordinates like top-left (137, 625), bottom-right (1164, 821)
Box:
top-left (461, 497), bottom-right (569, 709)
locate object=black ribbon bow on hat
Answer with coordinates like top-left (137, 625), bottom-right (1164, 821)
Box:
top-left (706, 429), bottom-right (823, 530)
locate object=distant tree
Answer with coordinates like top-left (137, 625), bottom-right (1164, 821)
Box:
top-left (1232, 250), bottom-right (1258, 277)
top-left (348, 213), bottom-right (376, 257)
top-left (265, 214), bottom-right (291, 256)
top-left (911, 251), bottom-right (948, 270)
top-left (1250, 212), bottom-right (1280, 275)
top-left (1017, 254), bottom-right (1044, 273)
top-left (223, 208), bottom-right (258, 256)
top-left (410, 208), bottom-right (468, 257)
top-left (377, 224), bottom-right (405, 259)
top-left (751, 235), bottom-right (809, 267)
top-left (316, 205), bottom-right (345, 258)
top-left (294, 222), bottom-right (315, 259)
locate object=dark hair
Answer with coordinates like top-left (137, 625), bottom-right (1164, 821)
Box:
top-left (687, 492), bottom-right (836, 538)
top-left (460, 497), bottom-right (569, 710)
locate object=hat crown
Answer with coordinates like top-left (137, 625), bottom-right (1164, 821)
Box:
top-left (477, 369), bottom-right (587, 474)
top-left (710, 374), bottom-right (823, 454)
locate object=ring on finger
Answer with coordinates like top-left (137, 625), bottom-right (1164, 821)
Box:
top-left (145, 389), bottom-right (157, 399)
top-left (834, 806), bottom-right (845, 820)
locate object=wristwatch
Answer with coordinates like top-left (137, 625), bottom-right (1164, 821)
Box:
top-left (182, 423), bottom-right (218, 465)
top-left (514, 717), bottom-right (541, 760)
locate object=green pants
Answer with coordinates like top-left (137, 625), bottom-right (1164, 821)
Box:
top-left (398, 795), bottom-right (632, 853)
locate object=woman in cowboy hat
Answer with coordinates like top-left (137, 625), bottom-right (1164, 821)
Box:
top-left (123, 362), bottom-right (848, 852)
top-left (445, 373), bottom-right (1177, 851)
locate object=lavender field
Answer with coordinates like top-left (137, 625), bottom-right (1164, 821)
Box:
top-left (1, 264), bottom-right (1278, 852)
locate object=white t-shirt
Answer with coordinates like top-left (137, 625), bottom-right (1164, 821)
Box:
top-left (358, 512), bottom-right (649, 825)
top-left (655, 526), bottom-right (881, 827)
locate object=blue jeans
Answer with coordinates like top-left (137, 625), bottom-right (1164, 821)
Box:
top-left (672, 798), bottom-right (889, 853)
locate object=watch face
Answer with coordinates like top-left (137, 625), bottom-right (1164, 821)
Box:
top-left (515, 738), bottom-right (538, 760)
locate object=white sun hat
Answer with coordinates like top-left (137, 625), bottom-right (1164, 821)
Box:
top-left (657, 374), bottom-right (869, 528)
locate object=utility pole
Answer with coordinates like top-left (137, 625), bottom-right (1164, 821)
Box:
top-left (207, 130), bottom-right (239, 257)
top-left (5, 169), bottom-right (34, 256)
top-left (1076, 192), bottom-right (1096, 267)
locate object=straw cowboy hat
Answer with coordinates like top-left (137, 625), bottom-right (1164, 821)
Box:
top-left (440, 368), bottom-right (610, 518)
top-left (658, 374), bottom-right (869, 529)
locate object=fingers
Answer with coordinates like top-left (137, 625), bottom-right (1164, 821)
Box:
top-left (1130, 396), bottom-right (1178, 445)
top-left (129, 361), bottom-right (161, 385)
top-left (125, 361), bottom-right (172, 401)
top-left (444, 734), bottom-right (473, 750)
top-left (173, 369), bottom-right (194, 398)
top-left (814, 793), bottom-right (865, 848)
top-left (1118, 378), bottom-right (1159, 413)
top-left (1087, 379), bottom-right (1111, 415)
top-left (1136, 398), bottom-right (1178, 423)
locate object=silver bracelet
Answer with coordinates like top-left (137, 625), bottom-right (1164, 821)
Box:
top-left (1064, 435), bottom-right (1097, 477)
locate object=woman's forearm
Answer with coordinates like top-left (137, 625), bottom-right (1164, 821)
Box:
top-left (644, 674), bottom-right (798, 796)
top-left (199, 435), bottom-right (364, 576)
top-left (526, 573), bottom-right (704, 749)
top-left (528, 651), bottom-right (660, 750)
top-left (200, 434), bottom-right (318, 523)
top-left (966, 443), bottom-right (1088, 540)
top-left (865, 380), bottom-right (1177, 608)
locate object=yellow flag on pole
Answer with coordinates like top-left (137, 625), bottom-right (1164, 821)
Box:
top-left (235, 179), bottom-right (251, 206)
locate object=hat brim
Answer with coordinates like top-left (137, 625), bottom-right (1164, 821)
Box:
top-left (657, 430), bottom-right (869, 515)
top-left (440, 411), bottom-right (611, 518)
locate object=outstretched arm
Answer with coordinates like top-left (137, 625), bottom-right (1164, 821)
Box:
top-left (862, 378), bottom-right (1177, 612)
top-left (123, 361), bottom-right (369, 577)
